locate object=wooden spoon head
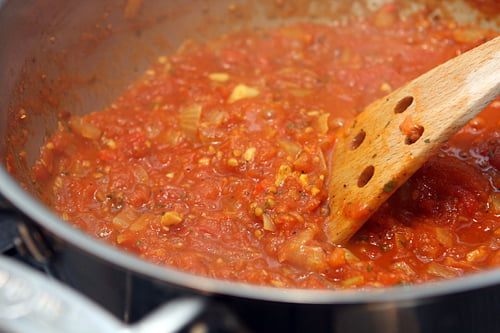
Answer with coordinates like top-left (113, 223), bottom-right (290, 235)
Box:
top-left (326, 36), bottom-right (500, 245)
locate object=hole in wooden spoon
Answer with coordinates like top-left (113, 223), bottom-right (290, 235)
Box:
top-left (399, 115), bottom-right (424, 144)
top-left (394, 96), bottom-right (414, 113)
top-left (350, 129), bottom-right (366, 150)
top-left (357, 165), bottom-right (375, 187)
top-left (405, 125), bottom-right (424, 144)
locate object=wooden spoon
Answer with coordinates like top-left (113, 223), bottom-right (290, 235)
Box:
top-left (327, 36), bottom-right (500, 245)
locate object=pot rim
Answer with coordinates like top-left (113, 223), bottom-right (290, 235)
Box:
top-left (2, 166), bottom-right (500, 304)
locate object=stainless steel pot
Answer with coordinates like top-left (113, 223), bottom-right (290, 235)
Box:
top-left (0, 0), bottom-right (499, 332)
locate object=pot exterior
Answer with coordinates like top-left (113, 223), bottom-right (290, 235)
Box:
top-left (5, 214), bottom-right (499, 333)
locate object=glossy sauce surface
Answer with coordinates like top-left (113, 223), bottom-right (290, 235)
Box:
top-left (33, 6), bottom-right (500, 289)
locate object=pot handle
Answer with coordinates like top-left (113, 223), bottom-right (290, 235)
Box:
top-left (0, 255), bottom-right (206, 333)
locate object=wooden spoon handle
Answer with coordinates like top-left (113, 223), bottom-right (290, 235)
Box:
top-left (327, 36), bottom-right (500, 245)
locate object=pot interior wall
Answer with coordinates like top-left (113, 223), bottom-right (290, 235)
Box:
top-left (0, 0), bottom-right (243, 190)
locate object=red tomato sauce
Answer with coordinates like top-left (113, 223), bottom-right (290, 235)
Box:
top-left (32, 7), bottom-right (500, 289)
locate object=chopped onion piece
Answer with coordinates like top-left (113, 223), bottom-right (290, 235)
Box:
top-left (343, 248), bottom-right (360, 264)
top-left (341, 276), bottom-right (365, 287)
top-left (466, 246), bottom-right (489, 263)
top-left (179, 104), bottom-right (202, 140)
top-left (427, 262), bottom-right (462, 279)
top-left (390, 261), bottom-right (415, 276)
top-left (453, 27), bottom-right (490, 43)
top-left (317, 113), bottom-right (330, 134)
top-left (112, 207), bottom-right (138, 229)
top-left (243, 147), bottom-right (257, 161)
top-left (227, 84), bottom-right (260, 103)
top-left (68, 116), bottom-right (101, 140)
top-left (275, 164), bottom-right (292, 186)
top-left (262, 213), bottom-right (276, 231)
top-left (203, 109), bottom-right (228, 125)
top-left (161, 211), bottom-right (184, 227)
top-left (491, 193), bottom-right (500, 213)
top-left (209, 72), bottom-right (230, 82)
top-left (278, 140), bottom-right (301, 157)
top-left (129, 213), bottom-right (158, 231)
top-left (289, 89), bottom-right (313, 97)
top-left (132, 164), bottom-right (149, 183)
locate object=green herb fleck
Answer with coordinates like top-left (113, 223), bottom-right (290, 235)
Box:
top-left (392, 280), bottom-right (413, 287)
top-left (383, 181), bottom-right (398, 193)
top-left (424, 138), bottom-right (431, 143)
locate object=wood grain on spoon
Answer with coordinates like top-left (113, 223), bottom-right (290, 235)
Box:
top-left (327, 36), bottom-right (500, 245)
